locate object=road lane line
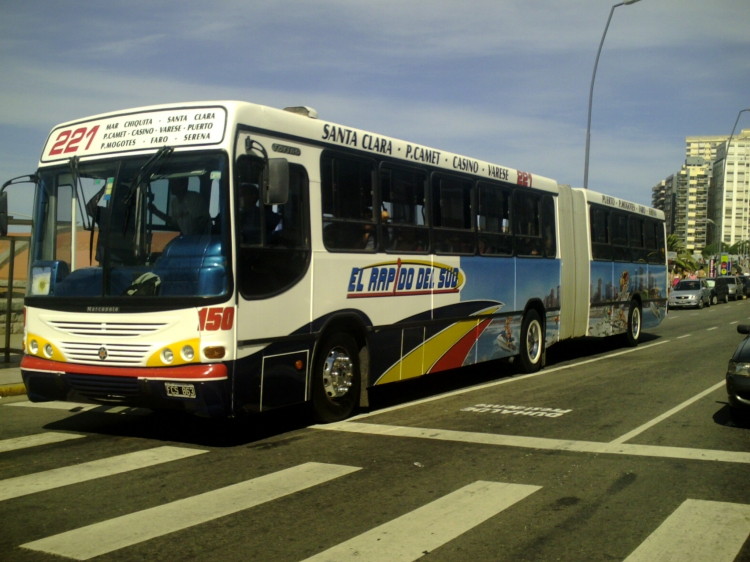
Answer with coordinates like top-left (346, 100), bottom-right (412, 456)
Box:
top-left (707, 327), bottom-right (718, 331)
top-left (346, 340), bottom-right (670, 421)
top-left (677, 334), bottom-right (692, 339)
top-left (315, 422), bottom-right (750, 463)
top-left (0, 446), bottom-right (207, 502)
top-left (730, 321), bottom-right (739, 324)
top-left (22, 462), bottom-right (361, 560)
top-left (0, 432), bottom-right (85, 454)
top-left (610, 380), bottom-right (725, 445)
top-left (301, 481), bottom-right (540, 562)
top-left (623, 499), bottom-right (750, 562)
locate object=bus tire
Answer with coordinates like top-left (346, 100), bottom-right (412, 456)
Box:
top-left (312, 333), bottom-right (361, 423)
top-left (625, 300), bottom-right (642, 347)
top-left (519, 310), bottom-right (544, 373)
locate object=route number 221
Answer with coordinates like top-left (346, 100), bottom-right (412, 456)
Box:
top-left (48, 126), bottom-right (100, 156)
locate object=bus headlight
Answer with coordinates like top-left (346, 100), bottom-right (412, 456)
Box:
top-left (161, 348), bottom-right (174, 364)
top-left (181, 345), bottom-right (195, 361)
top-left (44, 344), bottom-right (53, 358)
top-left (29, 340), bottom-right (39, 354)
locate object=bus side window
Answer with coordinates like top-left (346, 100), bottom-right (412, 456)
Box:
top-left (321, 152), bottom-right (376, 252)
top-left (647, 220), bottom-right (665, 264)
top-left (513, 190), bottom-right (542, 257)
top-left (628, 216), bottom-right (646, 262)
top-left (380, 165), bottom-right (429, 254)
top-left (477, 182), bottom-right (512, 256)
top-left (431, 175), bottom-right (475, 255)
top-left (609, 212), bottom-right (629, 262)
top-left (590, 206), bottom-right (611, 261)
top-left (541, 195), bottom-right (556, 258)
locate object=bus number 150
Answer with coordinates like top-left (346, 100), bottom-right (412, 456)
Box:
top-left (199, 307), bottom-right (235, 331)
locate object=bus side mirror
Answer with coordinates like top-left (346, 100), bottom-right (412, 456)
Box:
top-left (0, 191), bottom-right (8, 236)
top-left (264, 158), bottom-right (289, 206)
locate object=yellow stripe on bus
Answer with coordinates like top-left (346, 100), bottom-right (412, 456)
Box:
top-left (376, 307), bottom-right (499, 385)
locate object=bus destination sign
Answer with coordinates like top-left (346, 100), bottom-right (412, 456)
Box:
top-left (40, 106), bottom-right (227, 162)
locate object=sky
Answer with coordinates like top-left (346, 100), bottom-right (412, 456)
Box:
top-left (1, 0), bottom-right (749, 218)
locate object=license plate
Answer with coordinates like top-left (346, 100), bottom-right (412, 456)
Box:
top-left (165, 382), bottom-right (197, 399)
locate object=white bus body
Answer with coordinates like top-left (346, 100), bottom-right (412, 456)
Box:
top-left (14, 101), bottom-right (667, 420)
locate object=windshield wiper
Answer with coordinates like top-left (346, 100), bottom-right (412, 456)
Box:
top-left (68, 156), bottom-right (93, 231)
top-left (122, 146), bottom-right (173, 235)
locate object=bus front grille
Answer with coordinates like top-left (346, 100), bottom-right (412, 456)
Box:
top-left (66, 374), bottom-right (141, 401)
top-left (48, 321), bottom-right (168, 338)
top-left (60, 342), bottom-right (152, 366)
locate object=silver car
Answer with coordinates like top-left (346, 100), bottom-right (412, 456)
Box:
top-left (669, 279), bottom-right (711, 309)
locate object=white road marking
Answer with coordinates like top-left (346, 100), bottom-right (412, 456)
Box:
top-left (0, 432), bottom-right (85, 454)
top-left (5, 401), bottom-right (151, 415)
top-left (5, 401), bottom-right (100, 411)
top-left (316, 422), bottom-right (750, 464)
top-left (624, 499), bottom-right (750, 562)
top-left (301, 481), bottom-right (540, 562)
top-left (730, 321), bottom-right (739, 324)
top-left (346, 340), bottom-right (670, 421)
top-left (707, 327), bottom-right (718, 331)
top-left (677, 334), bottom-right (692, 339)
top-left (610, 381), bottom-right (725, 445)
top-left (0, 446), bottom-right (207, 502)
top-left (22, 462), bottom-right (361, 560)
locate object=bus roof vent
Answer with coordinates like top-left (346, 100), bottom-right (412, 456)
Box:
top-left (283, 106), bottom-right (319, 119)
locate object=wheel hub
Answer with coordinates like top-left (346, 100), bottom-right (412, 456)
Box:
top-left (527, 321), bottom-right (541, 362)
top-left (322, 347), bottom-right (353, 398)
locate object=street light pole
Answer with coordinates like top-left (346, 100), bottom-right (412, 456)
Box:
top-left (721, 108), bottom-right (750, 255)
top-left (583, 0), bottom-right (642, 190)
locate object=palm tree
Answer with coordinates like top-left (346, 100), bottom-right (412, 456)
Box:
top-left (668, 233), bottom-right (698, 272)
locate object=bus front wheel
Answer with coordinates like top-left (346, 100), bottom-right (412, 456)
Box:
top-left (519, 310), bottom-right (544, 373)
top-left (625, 301), bottom-right (642, 347)
top-left (312, 333), bottom-right (361, 423)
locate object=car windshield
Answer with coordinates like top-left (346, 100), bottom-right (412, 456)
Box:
top-left (28, 150), bottom-right (230, 304)
top-left (676, 281), bottom-right (700, 291)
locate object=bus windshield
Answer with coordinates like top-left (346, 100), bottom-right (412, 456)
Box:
top-left (28, 150), bottom-right (230, 303)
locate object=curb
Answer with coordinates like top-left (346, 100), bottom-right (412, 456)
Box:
top-left (0, 383), bottom-right (26, 397)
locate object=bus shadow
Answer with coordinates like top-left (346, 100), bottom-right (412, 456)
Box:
top-left (40, 333), bottom-right (664, 446)
top-left (367, 332), bottom-right (663, 411)
top-left (42, 403), bottom-right (317, 448)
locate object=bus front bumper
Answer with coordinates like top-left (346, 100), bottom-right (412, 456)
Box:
top-left (20, 356), bottom-right (230, 418)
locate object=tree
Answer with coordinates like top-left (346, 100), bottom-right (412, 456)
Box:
top-left (668, 233), bottom-right (698, 272)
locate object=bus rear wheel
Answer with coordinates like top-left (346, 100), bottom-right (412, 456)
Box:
top-left (312, 333), bottom-right (361, 423)
top-left (625, 300), bottom-right (642, 347)
top-left (519, 310), bottom-right (544, 373)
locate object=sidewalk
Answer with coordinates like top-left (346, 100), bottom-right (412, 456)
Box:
top-left (0, 333), bottom-right (25, 397)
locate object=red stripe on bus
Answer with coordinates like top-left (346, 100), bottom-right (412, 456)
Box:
top-left (20, 356), bottom-right (227, 380)
top-left (429, 317), bottom-right (493, 374)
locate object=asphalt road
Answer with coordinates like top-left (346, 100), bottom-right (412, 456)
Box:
top-left (2, 300), bottom-right (750, 561)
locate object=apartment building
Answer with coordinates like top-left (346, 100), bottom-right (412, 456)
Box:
top-left (707, 129), bottom-right (750, 248)
top-left (653, 129), bottom-right (750, 253)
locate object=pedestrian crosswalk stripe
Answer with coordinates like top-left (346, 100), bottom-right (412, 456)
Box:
top-left (0, 432), bottom-right (85, 454)
top-left (301, 481), bottom-right (540, 562)
top-left (0, 446), bottom-right (207, 502)
top-left (4, 401), bottom-right (151, 415)
top-left (21, 462), bottom-right (361, 560)
top-left (623, 499), bottom-right (750, 562)
top-left (5, 401), bottom-right (101, 411)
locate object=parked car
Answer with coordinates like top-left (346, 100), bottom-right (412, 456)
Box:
top-left (726, 324), bottom-right (750, 422)
top-left (710, 276), bottom-right (739, 302)
top-left (668, 279), bottom-right (711, 309)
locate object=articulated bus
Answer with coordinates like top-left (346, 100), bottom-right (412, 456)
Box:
top-left (3, 101), bottom-right (667, 422)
